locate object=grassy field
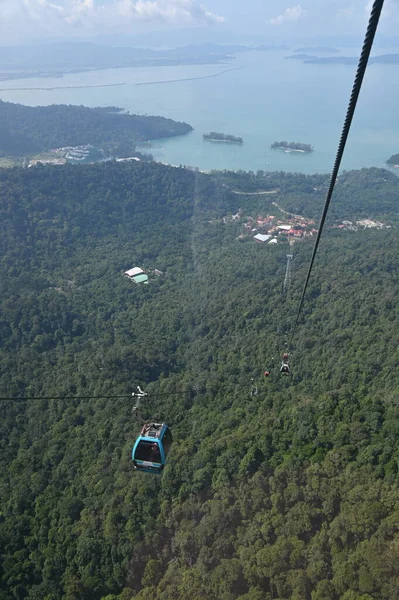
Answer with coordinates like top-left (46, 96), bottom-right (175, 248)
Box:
top-left (0, 157), bottom-right (18, 167)
top-left (0, 152), bottom-right (67, 168)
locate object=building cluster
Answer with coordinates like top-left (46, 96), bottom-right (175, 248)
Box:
top-left (244, 214), bottom-right (318, 243)
top-left (124, 267), bottom-right (149, 285)
top-left (124, 267), bottom-right (163, 285)
top-left (335, 219), bottom-right (391, 232)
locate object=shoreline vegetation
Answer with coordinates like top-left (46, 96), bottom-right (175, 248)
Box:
top-left (271, 141), bottom-right (313, 153)
top-left (203, 132), bottom-right (243, 143)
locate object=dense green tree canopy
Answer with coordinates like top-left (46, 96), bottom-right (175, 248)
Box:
top-left (1, 162), bottom-right (399, 600)
top-left (0, 101), bottom-right (193, 158)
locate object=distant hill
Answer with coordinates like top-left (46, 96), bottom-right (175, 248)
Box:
top-left (0, 42), bottom-right (237, 82)
top-left (304, 56), bottom-right (358, 65)
top-left (295, 46), bottom-right (341, 53)
top-left (0, 100), bottom-right (193, 158)
top-left (284, 53), bottom-right (317, 60)
top-left (304, 53), bottom-right (399, 65)
top-left (387, 152), bottom-right (399, 165)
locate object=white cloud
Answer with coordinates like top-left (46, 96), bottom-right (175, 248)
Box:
top-left (269, 4), bottom-right (305, 25)
top-left (0, 0), bottom-right (224, 35)
top-left (337, 5), bottom-right (355, 19)
top-left (116, 0), bottom-right (223, 24)
top-left (116, 0), bottom-right (224, 23)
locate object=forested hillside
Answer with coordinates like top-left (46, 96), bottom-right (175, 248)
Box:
top-left (0, 101), bottom-right (193, 158)
top-left (387, 153), bottom-right (399, 165)
top-left (1, 162), bottom-right (399, 600)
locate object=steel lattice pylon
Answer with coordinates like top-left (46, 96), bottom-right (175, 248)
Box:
top-left (283, 253), bottom-right (293, 294)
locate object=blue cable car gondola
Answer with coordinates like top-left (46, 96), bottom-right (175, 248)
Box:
top-left (132, 422), bottom-right (173, 474)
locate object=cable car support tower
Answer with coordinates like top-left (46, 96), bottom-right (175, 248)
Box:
top-left (283, 252), bottom-right (293, 294)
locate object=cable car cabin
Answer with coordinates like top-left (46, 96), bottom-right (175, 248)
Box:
top-left (132, 422), bottom-right (172, 474)
top-left (280, 362), bottom-right (291, 376)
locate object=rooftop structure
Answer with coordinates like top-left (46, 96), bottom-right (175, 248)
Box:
top-left (125, 267), bottom-right (144, 278)
top-left (133, 274), bottom-right (149, 284)
top-left (116, 157), bottom-right (141, 162)
top-left (254, 234), bottom-right (272, 243)
top-left (124, 267), bottom-right (149, 284)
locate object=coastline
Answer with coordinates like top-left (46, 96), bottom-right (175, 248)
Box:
top-left (273, 146), bottom-right (311, 154)
top-left (135, 66), bottom-right (245, 87)
top-left (0, 82), bottom-right (126, 92)
top-left (203, 138), bottom-right (243, 144)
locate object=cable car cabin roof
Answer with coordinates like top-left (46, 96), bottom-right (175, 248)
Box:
top-left (140, 422), bottom-right (166, 439)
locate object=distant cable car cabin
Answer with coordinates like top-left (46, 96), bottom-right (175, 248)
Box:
top-left (132, 422), bottom-right (173, 474)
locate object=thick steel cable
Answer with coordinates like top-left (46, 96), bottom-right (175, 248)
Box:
top-left (0, 390), bottom-right (192, 403)
top-left (289, 0), bottom-right (385, 350)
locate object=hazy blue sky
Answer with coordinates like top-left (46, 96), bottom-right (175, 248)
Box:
top-left (0, 0), bottom-right (398, 44)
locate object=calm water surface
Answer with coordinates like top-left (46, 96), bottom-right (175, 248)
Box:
top-left (1, 49), bottom-right (399, 174)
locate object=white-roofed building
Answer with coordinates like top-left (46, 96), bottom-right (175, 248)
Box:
top-left (124, 267), bottom-right (144, 278)
top-left (277, 225), bottom-right (291, 231)
top-left (254, 234), bottom-right (272, 243)
top-left (268, 238), bottom-right (278, 245)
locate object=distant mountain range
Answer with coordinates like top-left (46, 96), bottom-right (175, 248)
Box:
top-left (0, 42), bottom-right (243, 82)
top-left (294, 46), bottom-right (341, 53)
top-left (1, 41), bottom-right (398, 84)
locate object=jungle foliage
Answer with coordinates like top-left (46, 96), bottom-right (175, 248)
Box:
top-left (0, 101), bottom-right (193, 158)
top-left (1, 162), bottom-right (399, 600)
top-left (203, 132), bottom-right (243, 143)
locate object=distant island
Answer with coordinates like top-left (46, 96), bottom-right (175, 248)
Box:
top-left (304, 57), bottom-right (358, 65)
top-left (203, 132), bottom-right (243, 143)
top-left (271, 141), bottom-right (313, 153)
top-left (387, 153), bottom-right (399, 166)
top-left (304, 54), bottom-right (399, 65)
top-left (295, 46), bottom-right (340, 53)
top-left (284, 54), bottom-right (317, 60)
top-left (255, 44), bottom-right (289, 51)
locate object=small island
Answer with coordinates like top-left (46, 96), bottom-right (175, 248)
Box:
top-left (294, 46), bottom-right (340, 53)
top-left (284, 54), bottom-right (317, 61)
top-left (387, 153), bottom-right (399, 166)
top-left (203, 132), bottom-right (243, 143)
top-left (271, 141), bottom-right (313, 153)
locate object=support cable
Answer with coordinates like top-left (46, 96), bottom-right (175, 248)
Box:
top-left (288, 0), bottom-right (385, 350)
top-left (0, 390), bottom-right (192, 403)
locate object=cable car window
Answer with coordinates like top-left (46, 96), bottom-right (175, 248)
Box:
top-left (162, 428), bottom-right (173, 455)
top-left (135, 441), bottom-right (161, 463)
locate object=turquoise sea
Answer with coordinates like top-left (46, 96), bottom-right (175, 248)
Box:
top-left (1, 48), bottom-right (399, 174)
